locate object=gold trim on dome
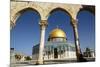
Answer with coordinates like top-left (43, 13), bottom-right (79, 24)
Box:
top-left (49, 28), bottom-right (66, 38)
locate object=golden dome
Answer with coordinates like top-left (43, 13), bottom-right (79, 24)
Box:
top-left (49, 28), bottom-right (66, 38)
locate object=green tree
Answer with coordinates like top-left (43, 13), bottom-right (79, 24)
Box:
top-left (15, 54), bottom-right (22, 61)
top-left (25, 56), bottom-right (32, 61)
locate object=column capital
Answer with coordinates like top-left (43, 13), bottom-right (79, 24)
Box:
top-left (39, 20), bottom-right (48, 29)
top-left (10, 21), bottom-right (15, 30)
top-left (71, 18), bottom-right (78, 27)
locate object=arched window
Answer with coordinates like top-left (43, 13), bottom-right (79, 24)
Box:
top-left (47, 8), bottom-right (74, 43)
top-left (11, 9), bottom-right (41, 56)
top-left (77, 10), bottom-right (95, 53)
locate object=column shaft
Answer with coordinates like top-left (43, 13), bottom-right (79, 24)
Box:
top-left (38, 20), bottom-right (47, 64)
top-left (71, 18), bottom-right (81, 61)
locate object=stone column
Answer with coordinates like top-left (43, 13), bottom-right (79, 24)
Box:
top-left (38, 20), bottom-right (48, 64)
top-left (71, 18), bottom-right (81, 61)
top-left (68, 46), bottom-right (70, 58)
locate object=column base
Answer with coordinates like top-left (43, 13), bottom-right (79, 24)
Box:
top-left (36, 60), bottom-right (44, 65)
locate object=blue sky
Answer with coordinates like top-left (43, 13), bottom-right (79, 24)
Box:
top-left (10, 9), bottom-right (95, 56)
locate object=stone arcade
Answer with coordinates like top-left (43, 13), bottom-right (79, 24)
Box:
top-left (11, 1), bottom-right (95, 64)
